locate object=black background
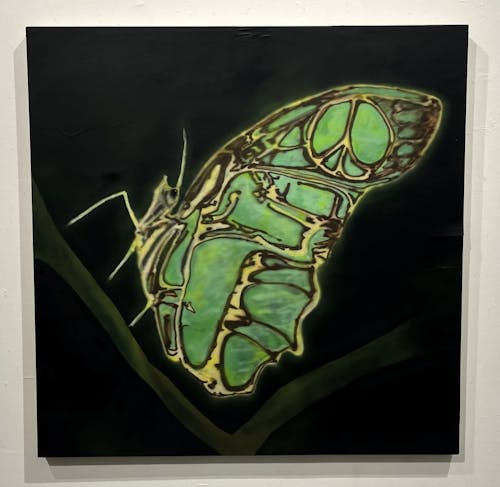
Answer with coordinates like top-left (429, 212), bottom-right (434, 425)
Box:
top-left (27, 26), bottom-right (467, 456)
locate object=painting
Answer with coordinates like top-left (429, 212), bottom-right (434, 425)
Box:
top-left (27, 26), bottom-right (467, 455)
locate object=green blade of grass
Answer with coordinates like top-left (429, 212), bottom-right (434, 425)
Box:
top-left (32, 180), bottom-right (233, 453)
top-left (32, 180), bottom-right (445, 455)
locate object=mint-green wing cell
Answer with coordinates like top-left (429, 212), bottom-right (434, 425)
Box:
top-left (134, 85), bottom-right (442, 396)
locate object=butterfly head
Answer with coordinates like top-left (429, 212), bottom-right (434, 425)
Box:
top-left (160, 175), bottom-right (181, 208)
top-left (139, 129), bottom-right (187, 228)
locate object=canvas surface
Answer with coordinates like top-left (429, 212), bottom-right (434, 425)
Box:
top-left (27, 26), bottom-right (467, 456)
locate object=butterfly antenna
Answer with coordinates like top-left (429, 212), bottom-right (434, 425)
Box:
top-left (176, 128), bottom-right (188, 192)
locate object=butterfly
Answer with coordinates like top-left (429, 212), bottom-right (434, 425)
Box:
top-left (70, 85), bottom-right (442, 396)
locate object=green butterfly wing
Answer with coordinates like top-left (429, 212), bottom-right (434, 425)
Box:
top-left (150, 85), bottom-right (442, 395)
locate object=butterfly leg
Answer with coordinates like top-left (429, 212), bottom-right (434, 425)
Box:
top-left (108, 241), bottom-right (138, 281)
top-left (129, 298), bottom-right (154, 328)
top-left (68, 190), bottom-right (139, 228)
top-left (68, 190), bottom-right (140, 279)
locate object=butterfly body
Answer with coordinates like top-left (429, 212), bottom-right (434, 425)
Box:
top-left (127, 85), bottom-right (442, 396)
top-left (73, 85), bottom-right (441, 396)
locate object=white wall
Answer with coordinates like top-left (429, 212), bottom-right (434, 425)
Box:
top-left (0, 1), bottom-right (498, 485)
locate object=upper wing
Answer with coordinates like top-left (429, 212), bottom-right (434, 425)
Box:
top-left (179, 84), bottom-right (442, 218)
